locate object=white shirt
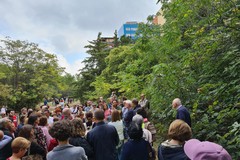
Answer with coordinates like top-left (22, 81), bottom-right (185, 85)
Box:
top-left (143, 128), bottom-right (152, 143)
top-left (108, 120), bottom-right (124, 141)
top-left (48, 116), bottom-right (54, 125)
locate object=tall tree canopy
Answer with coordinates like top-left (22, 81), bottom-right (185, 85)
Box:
top-left (74, 32), bottom-right (109, 100)
top-left (0, 38), bottom-right (65, 109)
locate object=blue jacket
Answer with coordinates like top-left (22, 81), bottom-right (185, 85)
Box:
top-left (177, 106), bottom-right (191, 127)
top-left (121, 138), bottom-right (149, 160)
top-left (158, 143), bottom-right (189, 160)
top-left (87, 121), bottom-right (119, 160)
top-left (47, 144), bottom-right (87, 160)
top-left (0, 129), bottom-right (13, 160)
top-left (124, 109), bottom-right (135, 128)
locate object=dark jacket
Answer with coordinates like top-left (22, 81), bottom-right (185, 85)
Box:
top-left (69, 136), bottom-right (94, 160)
top-left (121, 138), bottom-right (149, 160)
top-left (158, 141), bottom-right (189, 160)
top-left (26, 141), bottom-right (46, 160)
top-left (177, 106), bottom-right (191, 127)
top-left (87, 121), bottom-right (119, 160)
top-left (133, 105), bottom-right (141, 113)
top-left (124, 109), bottom-right (134, 128)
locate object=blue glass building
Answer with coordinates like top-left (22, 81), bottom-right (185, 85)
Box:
top-left (118, 22), bottom-right (138, 39)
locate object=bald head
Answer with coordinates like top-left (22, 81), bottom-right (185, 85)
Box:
top-left (172, 98), bottom-right (182, 109)
top-left (62, 108), bottom-right (71, 119)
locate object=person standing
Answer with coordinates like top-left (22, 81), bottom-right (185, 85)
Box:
top-left (7, 137), bottom-right (30, 160)
top-left (121, 122), bottom-right (154, 160)
top-left (139, 94), bottom-right (150, 110)
top-left (0, 118), bottom-right (14, 160)
top-left (108, 110), bottom-right (124, 160)
top-left (158, 120), bottom-right (192, 160)
top-left (172, 98), bottom-right (191, 127)
top-left (61, 108), bottom-right (73, 120)
top-left (69, 119), bottom-right (94, 160)
top-left (18, 125), bottom-right (46, 160)
top-left (47, 120), bottom-right (87, 160)
top-left (44, 98), bottom-right (48, 106)
top-left (87, 109), bottom-right (119, 160)
top-left (27, 114), bottom-right (47, 151)
top-left (123, 100), bottom-right (134, 140)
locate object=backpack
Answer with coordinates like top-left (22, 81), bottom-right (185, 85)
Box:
top-left (144, 122), bottom-right (157, 142)
top-left (146, 140), bottom-right (156, 160)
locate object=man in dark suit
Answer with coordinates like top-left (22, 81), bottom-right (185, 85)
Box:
top-left (87, 109), bottom-right (119, 160)
top-left (172, 98), bottom-right (191, 127)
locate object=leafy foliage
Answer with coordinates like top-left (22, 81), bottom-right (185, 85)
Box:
top-left (74, 32), bottom-right (109, 100)
top-left (75, 0), bottom-right (240, 158)
top-left (0, 38), bottom-right (67, 110)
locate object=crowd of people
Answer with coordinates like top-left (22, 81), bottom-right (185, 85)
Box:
top-left (0, 95), bottom-right (232, 160)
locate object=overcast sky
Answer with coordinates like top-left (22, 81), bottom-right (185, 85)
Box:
top-left (0, 0), bottom-right (160, 75)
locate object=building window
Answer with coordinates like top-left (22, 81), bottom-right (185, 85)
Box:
top-left (131, 28), bottom-right (137, 31)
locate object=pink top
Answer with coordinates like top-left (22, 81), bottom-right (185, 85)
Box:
top-left (39, 126), bottom-right (53, 148)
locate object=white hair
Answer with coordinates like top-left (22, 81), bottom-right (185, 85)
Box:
top-left (124, 100), bottom-right (132, 105)
top-left (132, 114), bottom-right (143, 125)
top-left (173, 98), bottom-right (182, 106)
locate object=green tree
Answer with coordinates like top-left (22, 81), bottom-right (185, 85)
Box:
top-left (113, 30), bottom-right (120, 47)
top-left (74, 32), bottom-right (109, 100)
top-left (0, 38), bottom-right (64, 110)
top-left (120, 35), bottom-right (132, 46)
top-left (59, 73), bottom-right (76, 98)
top-left (88, 0), bottom-right (240, 158)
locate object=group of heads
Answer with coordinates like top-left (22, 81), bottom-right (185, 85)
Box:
top-left (49, 109), bottom-right (105, 142)
top-left (5, 125), bottom-right (34, 159)
top-left (0, 118), bottom-right (16, 134)
top-left (168, 119), bottom-right (231, 159)
top-left (127, 116), bottom-right (231, 160)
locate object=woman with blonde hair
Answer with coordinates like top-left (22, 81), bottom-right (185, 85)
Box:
top-left (7, 137), bottom-right (30, 160)
top-left (158, 119), bottom-right (192, 160)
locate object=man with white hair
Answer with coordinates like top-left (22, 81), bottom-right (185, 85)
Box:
top-left (172, 98), bottom-right (191, 127)
top-left (122, 100), bottom-right (132, 120)
top-left (122, 100), bottom-right (134, 139)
